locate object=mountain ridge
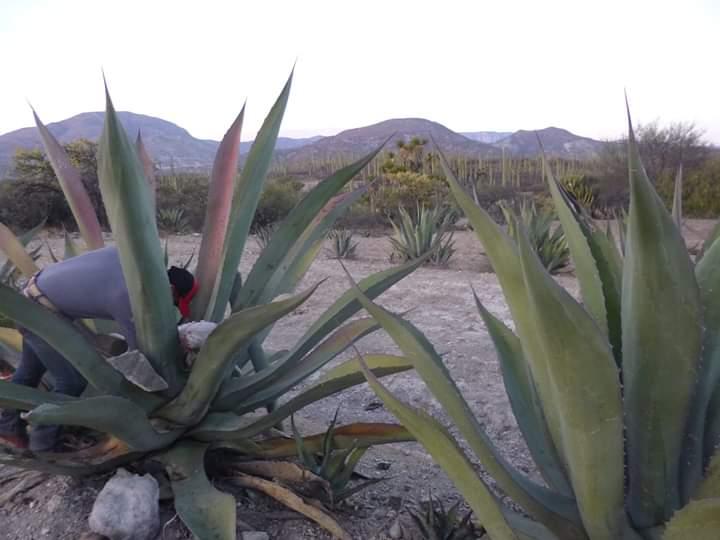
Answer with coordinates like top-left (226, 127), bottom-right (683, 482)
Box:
top-left (0, 113), bottom-right (603, 177)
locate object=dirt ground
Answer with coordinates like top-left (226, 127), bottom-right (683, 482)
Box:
top-left (0, 220), bottom-right (715, 539)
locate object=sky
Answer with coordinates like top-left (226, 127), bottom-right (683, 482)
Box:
top-left (0, 0), bottom-right (718, 143)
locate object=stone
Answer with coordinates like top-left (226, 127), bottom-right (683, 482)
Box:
top-left (89, 468), bottom-right (160, 540)
top-left (241, 533), bottom-right (270, 540)
top-left (376, 461), bottom-right (392, 471)
top-left (79, 534), bottom-right (107, 540)
top-left (178, 321), bottom-right (218, 351)
top-left (389, 518), bottom-right (403, 539)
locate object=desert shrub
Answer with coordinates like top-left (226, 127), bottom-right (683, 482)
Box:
top-left (155, 173), bottom-right (209, 232)
top-left (656, 157), bottom-right (720, 218)
top-left (335, 200), bottom-right (386, 232)
top-left (253, 176), bottom-right (303, 229)
top-left (367, 171), bottom-right (449, 220)
top-left (327, 229), bottom-right (358, 259)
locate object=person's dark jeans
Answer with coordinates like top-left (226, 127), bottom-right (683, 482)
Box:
top-left (0, 329), bottom-right (87, 451)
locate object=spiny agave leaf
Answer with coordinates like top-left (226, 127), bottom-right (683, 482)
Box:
top-left (159, 442), bottom-right (236, 540)
top-left (215, 316), bottom-right (380, 411)
top-left (207, 71), bottom-right (293, 321)
top-left (345, 268), bottom-right (585, 537)
top-left (0, 285), bottom-right (161, 410)
top-left (672, 164), bottom-right (683, 230)
top-left (473, 291), bottom-right (571, 497)
top-left (135, 131), bottom-right (155, 210)
top-left (158, 283), bottom-right (320, 425)
top-left (516, 228), bottom-right (626, 538)
top-left (191, 106), bottom-right (246, 320)
top-left (193, 354), bottom-right (411, 441)
top-left (681, 234), bottom-right (720, 500)
top-left (502, 510), bottom-right (562, 540)
top-left (357, 355), bottom-right (519, 540)
top-left (662, 498), bottom-right (720, 540)
top-left (33, 110), bottom-right (104, 250)
top-left (0, 222), bottom-right (39, 277)
top-left (0, 327), bottom-right (22, 352)
top-left (237, 142), bottom-right (388, 309)
top-left (694, 450), bottom-right (720, 499)
top-left (622, 105), bottom-right (702, 527)
top-left (27, 396), bottom-right (180, 452)
top-left (699, 220), bottom-right (720, 261)
top-left (98, 85), bottom-right (181, 391)
top-left (0, 379), bottom-right (73, 410)
top-left (543, 151), bottom-right (623, 359)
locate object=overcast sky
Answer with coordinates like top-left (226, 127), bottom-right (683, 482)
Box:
top-left (1, 0), bottom-right (718, 143)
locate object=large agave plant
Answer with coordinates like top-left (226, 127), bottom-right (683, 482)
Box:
top-left (0, 74), bottom-right (421, 538)
top-left (349, 107), bottom-right (720, 539)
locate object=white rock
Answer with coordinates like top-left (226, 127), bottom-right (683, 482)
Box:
top-left (389, 517), bottom-right (403, 539)
top-left (89, 468), bottom-right (160, 540)
top-left (178, 321), bottom-right (218, 351)
top-left (241, 533), bottom-right (270, 540)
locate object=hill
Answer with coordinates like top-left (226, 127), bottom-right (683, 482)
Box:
top-left (0, 113), bottom-right (318, 177)
top-left (461, 131), bottom-right (512, 144)
top-left (280, 118), bottom-right (501, 167)
top-left (495, 127), bottom-right (603, 159)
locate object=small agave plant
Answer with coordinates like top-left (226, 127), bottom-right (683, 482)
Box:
top-left (349, 105), bottom-right (720, 539)
top-left (0, 73), bottom-right (421, 539)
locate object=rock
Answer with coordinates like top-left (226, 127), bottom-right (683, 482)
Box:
top-left (79, 534), bottom-right (107, 540)
top-left (46, 494), bottom-right (62, 513)
top-left (364, 400), bottom-right (384, 411)
top-left (376, 461), bottom-right (392, 471)
top-left (389, 518), bottom-right (403, 539)
top-left (89, 468), bottom-right (160, 540)
top-left (241, 533), bottom-right (270, 540)
top-left (455, 218), bottom-right (470, 230)
top-left (178, 321), bottom-right (218, 351)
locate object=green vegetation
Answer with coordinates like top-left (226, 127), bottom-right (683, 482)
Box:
top-left (409, 494), bottom-right (483, 540)
top-left (0, 75), bottom-right (422, 539)
top-left (389, 204), bottom-right (456, 266)
top-left (327, 228), bottom-right (358, 259)
top-left (353, 108), bottom-right (720, 538)
top-left (500, 200), bottom-right (569, 274)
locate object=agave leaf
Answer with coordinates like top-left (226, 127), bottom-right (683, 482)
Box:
top-left (699, 220), bottom-right (720, 261)
top-left (237, 143), bottom-right (387, 310)
top-left (662, 498), bottom-right (720, 540)
top-left (215, 317), bottom-right (380, 411)
top-left (515, 228), bottom-right (626, 538)
top-left (98, 85), bottom-right (181, 391)
top-left (0, 285), bottom-right (161, 410)
top-left (472, 291), bottom-right (571, 496)
top-left (158, 284), bottom-right (319, 425)
top-left (194, 354), bottom-right (411, 441)
top-left (681, 234), bottom-right (720, 499)
top-left (221, 422), bottom-right (413, 459)
top-left (694, 451), bottom-right (720, 499)
top-left (191, 106), bottom-right (246, 320)
top-left (0, 379), bottom-right (73, 410)
top-left (357, 354), bottom-right (519, 540)
top-left (0, 327), bottom-right (22, 351)
top-left (159, 442), bottom-right (236, 540)
top-left (135, 131), bottom-right (155, 210)
top-left (345, 268), bottom-right (585, 537)
top-left (27, 396), bottom-right (180, 452)
top-left (0, 222), bottom-right (39, 277)
top-left (622, 106), bottom-right (702, 527)
top-left (543, 153), bottom-right (622, 362)
top-left (503, 510), bottom-right (562, 540)
top-left (672, 164), bottom-right (683, 230)
top-left (207, 72), bottom-right (293, 321)
top-left (33, 110), bottom-right (105, 250)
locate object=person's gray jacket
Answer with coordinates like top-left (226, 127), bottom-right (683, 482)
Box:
top-left (36, 246), bottom-right (137, 349)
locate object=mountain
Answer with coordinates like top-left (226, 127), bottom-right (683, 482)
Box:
top-left (461, 131), bottom-right (512, 144)
top-left (0, 112), bottom-right (320, 177)
top-left (280, 118), bottom-right (500, 167)
top-left (494, 127), bottom-right (603, 159)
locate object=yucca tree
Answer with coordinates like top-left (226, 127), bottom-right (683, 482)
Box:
top-left (347, 106), bottom-right (720, 539)
top-left (0, 74), bottom-right (421, 539)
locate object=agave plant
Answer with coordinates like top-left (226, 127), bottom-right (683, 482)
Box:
top-left (349, 107), bottom-right (720, 539)
top-left (0, 74), bottom-right (423, 539)
top-left (409, 493), bottom-right (484, 540)
top-left (253, 223), bottom-right (276, 251)
top-left (327, 228), bottom-right (358, 260)
top-left (499, 200), bottom-right (569, 274)
top-left (291, 409), bottom-right (385, 508)
top-left (389, 204), bottom-right (456, 266)
top-left (157, 206), bottom-right (190, 234)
